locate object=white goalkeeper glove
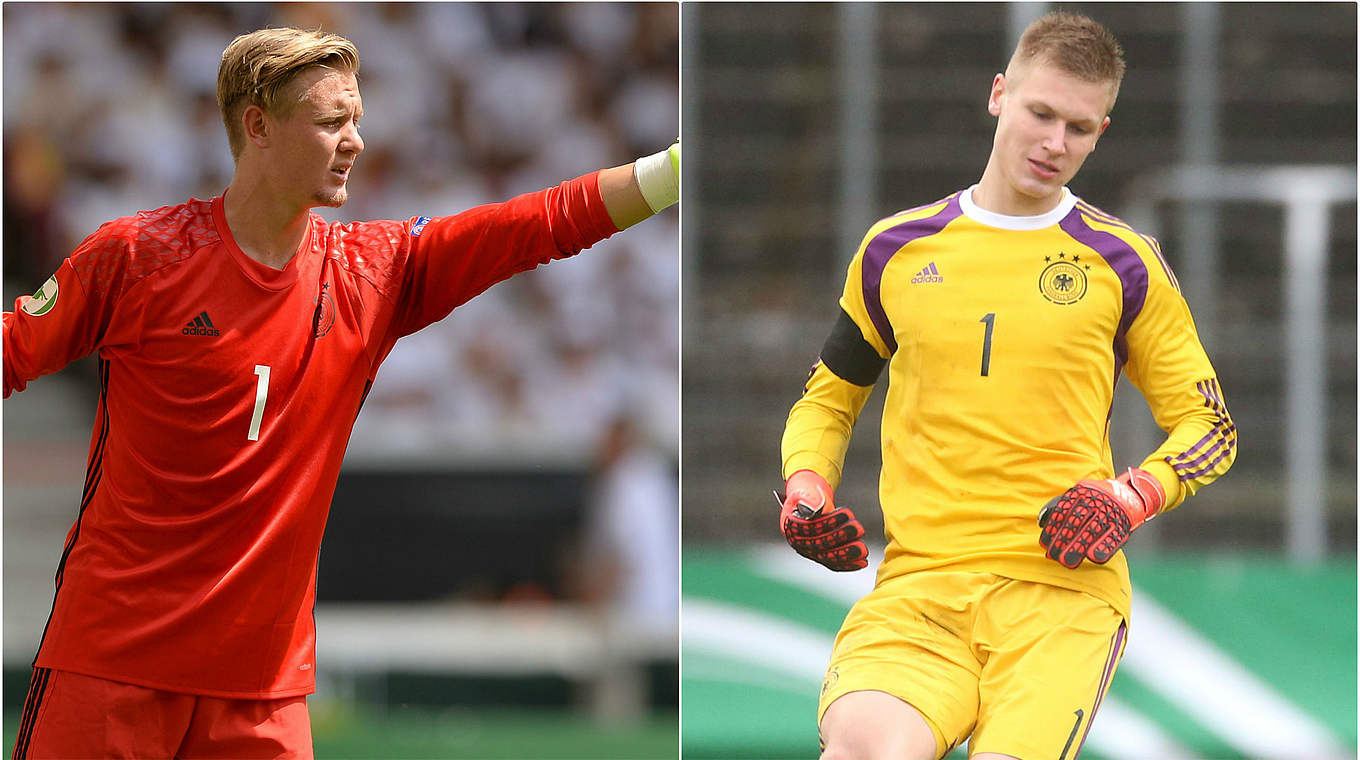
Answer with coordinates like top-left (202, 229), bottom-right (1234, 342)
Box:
top-left (634, 141), bottom-right (679, 213)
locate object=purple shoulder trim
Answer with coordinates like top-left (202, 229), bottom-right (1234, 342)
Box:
top-left (1059, 207), bottom-right (1149, 380)
top-left (861, 193), bottom-right (963, 354)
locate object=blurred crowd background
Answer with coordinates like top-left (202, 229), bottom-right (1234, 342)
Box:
top-left (4, 3), bottom-right (677, 757)
top-left (5, 1), bottom-right (679, 460)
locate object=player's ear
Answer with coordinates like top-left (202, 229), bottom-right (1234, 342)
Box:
top-left (1091, 115), bottom-right (1112, 152)
top-left (242, 104), bottom-right (270, 149)
top-left (987, 73), bottom-right (1006, 117)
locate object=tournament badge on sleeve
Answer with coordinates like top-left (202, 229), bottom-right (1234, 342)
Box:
top-left (21, 275), bottom-right (59, 316)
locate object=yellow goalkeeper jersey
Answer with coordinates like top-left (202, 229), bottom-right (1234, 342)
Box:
top-left (782, 186), bottom-right (1236, 620)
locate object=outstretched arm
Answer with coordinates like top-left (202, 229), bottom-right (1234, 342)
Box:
top-left (5, 235), bottom-right (125, 398)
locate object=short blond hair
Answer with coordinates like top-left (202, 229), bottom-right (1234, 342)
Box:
top-left (217, 27), bottom-right (360, 160)
top-left (1007, 12), bottom-right (1125, 113)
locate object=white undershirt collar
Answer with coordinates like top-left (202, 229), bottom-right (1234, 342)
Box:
top-left (959, 184), bottom-right (1078, 230)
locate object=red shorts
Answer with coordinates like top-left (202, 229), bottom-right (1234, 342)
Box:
top-left (13, 668), bottom-right (313, 759)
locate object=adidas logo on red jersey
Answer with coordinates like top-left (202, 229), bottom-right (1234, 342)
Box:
top-left (182, 311), bottom-right (220, 337)
top-left (910, 262), bottom-right (943, 284)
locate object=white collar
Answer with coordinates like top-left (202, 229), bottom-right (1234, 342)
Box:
top-left (959, 184), bottom-right (1077, 230)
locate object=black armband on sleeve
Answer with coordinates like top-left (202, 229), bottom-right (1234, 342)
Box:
top-left (819, 308), bottom-right (887, 387)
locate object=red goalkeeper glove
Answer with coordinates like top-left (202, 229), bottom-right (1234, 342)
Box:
top-left (779, 470), bottom-right (868, 572)
top-left (1039, 468), bottom-right (1166, 569)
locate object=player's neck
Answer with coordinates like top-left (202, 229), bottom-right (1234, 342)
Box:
top-left (222, 176), bottom-right (311, 271)
top-left (973, 163), bottom-right (1064, 218)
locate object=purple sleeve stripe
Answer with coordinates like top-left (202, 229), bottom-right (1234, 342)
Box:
top-left (1199, 379), bottom-right (1227, 415)
top-left (1170, 423), bottom-right (1238, 472)
top-left (1175, 416), bottom-right (1240, 456)
top-left (861, 193), bottom-right (963, 355)
top-left (1167, 380), bottom-right (1236, 470)
top-left (1172, 439), bottom-right (1237, 481)
top-left (1172, 447), bottom-right (1236, 483)
top-left (1173, 389), bottom-right (1232, 449)
top-left (1169, 420), bottom-right (1237, 463)
top-left (1198, 378), bottom-right (1231, 418)
top-left (1172, 453), bottom-right (1231, 483)
top-left (1060, 208), bottom-right (1148, 378)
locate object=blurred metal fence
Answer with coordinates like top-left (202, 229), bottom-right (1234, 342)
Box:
top-left (682, 2), bottom-right (1357, 553)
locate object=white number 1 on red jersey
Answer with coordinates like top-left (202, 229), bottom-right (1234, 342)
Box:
top-left (248, 365), bottom-right (271, 441)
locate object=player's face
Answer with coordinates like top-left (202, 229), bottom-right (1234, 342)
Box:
top-left (987, 63), bottom-right (1111, 213)
top-left (269, 68), bottom-right (365, 209)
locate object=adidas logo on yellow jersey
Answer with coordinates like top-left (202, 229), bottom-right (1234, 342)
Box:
top-left (910, 262), bottom-right (943, 284)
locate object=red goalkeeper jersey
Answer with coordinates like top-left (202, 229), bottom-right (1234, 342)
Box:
top-left (2, 173), bottom-right (619, 698)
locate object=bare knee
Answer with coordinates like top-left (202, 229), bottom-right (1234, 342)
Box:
top-left (820, 691), bottom-right (938, 760)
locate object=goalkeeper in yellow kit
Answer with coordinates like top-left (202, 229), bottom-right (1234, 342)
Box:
top-left (778, 12), bottom-right (1236, 760)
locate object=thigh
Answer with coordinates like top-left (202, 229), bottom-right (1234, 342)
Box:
top-left (17, 668), bottom-right (193, 760)
top-left (818, 572), bottom-right (988, 757)
top-left (970, 580), bottom-right (1127, 760)
top-left (820, 690), bottom-right (937, 760)
top-left (179, 694), bottom-right (313, 759)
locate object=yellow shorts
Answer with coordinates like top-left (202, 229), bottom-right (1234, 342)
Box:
top-left (818, 570), bottom-right (1127, 759)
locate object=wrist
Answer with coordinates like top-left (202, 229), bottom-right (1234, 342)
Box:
top-left (786, 469), bottom-right (833, 512)
top-left (1138, 460), bottom-right (1182, 509)
top-left (1117, 467), bottom-right (1165, 524)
